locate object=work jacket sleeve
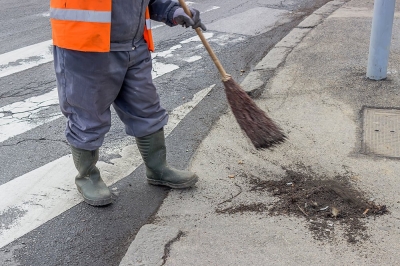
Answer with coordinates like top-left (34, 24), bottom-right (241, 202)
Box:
top-left (148, 0), bottom-right (180, 26)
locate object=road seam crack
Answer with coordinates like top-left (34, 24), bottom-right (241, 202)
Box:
top-left (161, 230), bottom-right (185, 265)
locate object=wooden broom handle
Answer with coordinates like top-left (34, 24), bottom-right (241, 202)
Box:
top-left (177, 0), bottom-right (229, 80)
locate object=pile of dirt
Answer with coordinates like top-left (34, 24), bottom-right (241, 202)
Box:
top-left (216, 169), bottom-right (388, 243)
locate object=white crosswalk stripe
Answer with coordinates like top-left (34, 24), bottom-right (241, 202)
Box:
top-left (0, 88), bottom-right (60, 142)
top-left (0, 40), bottom-right (53, 78)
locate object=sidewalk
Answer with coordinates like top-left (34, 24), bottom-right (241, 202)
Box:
top-left (121, 0), bottom-right (400, 265)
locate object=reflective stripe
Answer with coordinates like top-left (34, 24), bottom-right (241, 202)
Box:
top-left (146, 19), bottom-right (151, 30)
top-left (50, 8), bottom-right (111, 23)
top-left (144, 8), bottom-right (154, 52)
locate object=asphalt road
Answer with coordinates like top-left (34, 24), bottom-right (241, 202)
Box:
top-left (0, 0), bottom-right (331, 265)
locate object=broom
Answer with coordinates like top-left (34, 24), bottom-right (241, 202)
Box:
top-left (178, 0), bottom-right (286, 149)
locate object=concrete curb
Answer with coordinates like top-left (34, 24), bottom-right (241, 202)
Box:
top-left (242, 0), bottom-right (346, 97)
top-left (119, 224), bottom-right (181, 266)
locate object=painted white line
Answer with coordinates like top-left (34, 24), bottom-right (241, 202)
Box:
top-left (153, 45), bottom-right (182, 59)
top-left (0, 40), bottom-right (53, 78)
top-left (165, 84), bottom-right (214, 135)
top-left (0, 88), bottom-right (61, 142)
top-left (152, 61), bottom-right (180, 78)
top-left (37, 12), bottom-right (50, 17)
top-left (180, 32), bottom-right (214, 44)
top-left (204, 6), bottom-right (220, 13)
top-left (183, 56), bottom-right (202, 63)
top-left (0, 84), bottom-right (215, 249)
top-left (151, 24), bottom-right (165, 30)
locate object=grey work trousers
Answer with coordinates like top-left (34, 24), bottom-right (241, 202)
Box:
top-left (53, 41), bottom-right (168, 150)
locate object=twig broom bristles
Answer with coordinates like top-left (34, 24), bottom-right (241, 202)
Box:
top-left (178, 0), bottom-right (286, 149)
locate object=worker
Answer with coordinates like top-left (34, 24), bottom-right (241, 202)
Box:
top-left (50, 0), bottom-right (207, 206)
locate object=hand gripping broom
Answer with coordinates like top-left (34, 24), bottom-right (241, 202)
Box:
top-left (178, 0), bottom-right (286, 149)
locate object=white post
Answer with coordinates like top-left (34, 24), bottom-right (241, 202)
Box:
top-left (367, 0), bottom-right (396, 80)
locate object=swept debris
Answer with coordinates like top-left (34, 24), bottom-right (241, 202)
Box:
top-left (216, 168), bottom-right (388, 243)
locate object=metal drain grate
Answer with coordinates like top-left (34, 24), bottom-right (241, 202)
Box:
top-left (363, 108), bottom-right (400, 158)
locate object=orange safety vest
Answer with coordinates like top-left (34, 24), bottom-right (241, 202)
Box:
top-left (50, 0), bottom-right (154, 52)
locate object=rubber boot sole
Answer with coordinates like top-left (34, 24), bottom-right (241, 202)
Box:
top-left (77, 186), bottom-right (113, 207)
top-left (147, 175), bottom-right (199, 189)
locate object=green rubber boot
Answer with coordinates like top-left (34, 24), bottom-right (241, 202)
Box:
top-left (71, 146), bottom-right (113, 206)
top-left (135, 128), bottom-right (199, 188)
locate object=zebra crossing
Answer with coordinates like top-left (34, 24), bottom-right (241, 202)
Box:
top-left (0, 1), bottom-right (228, 259)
